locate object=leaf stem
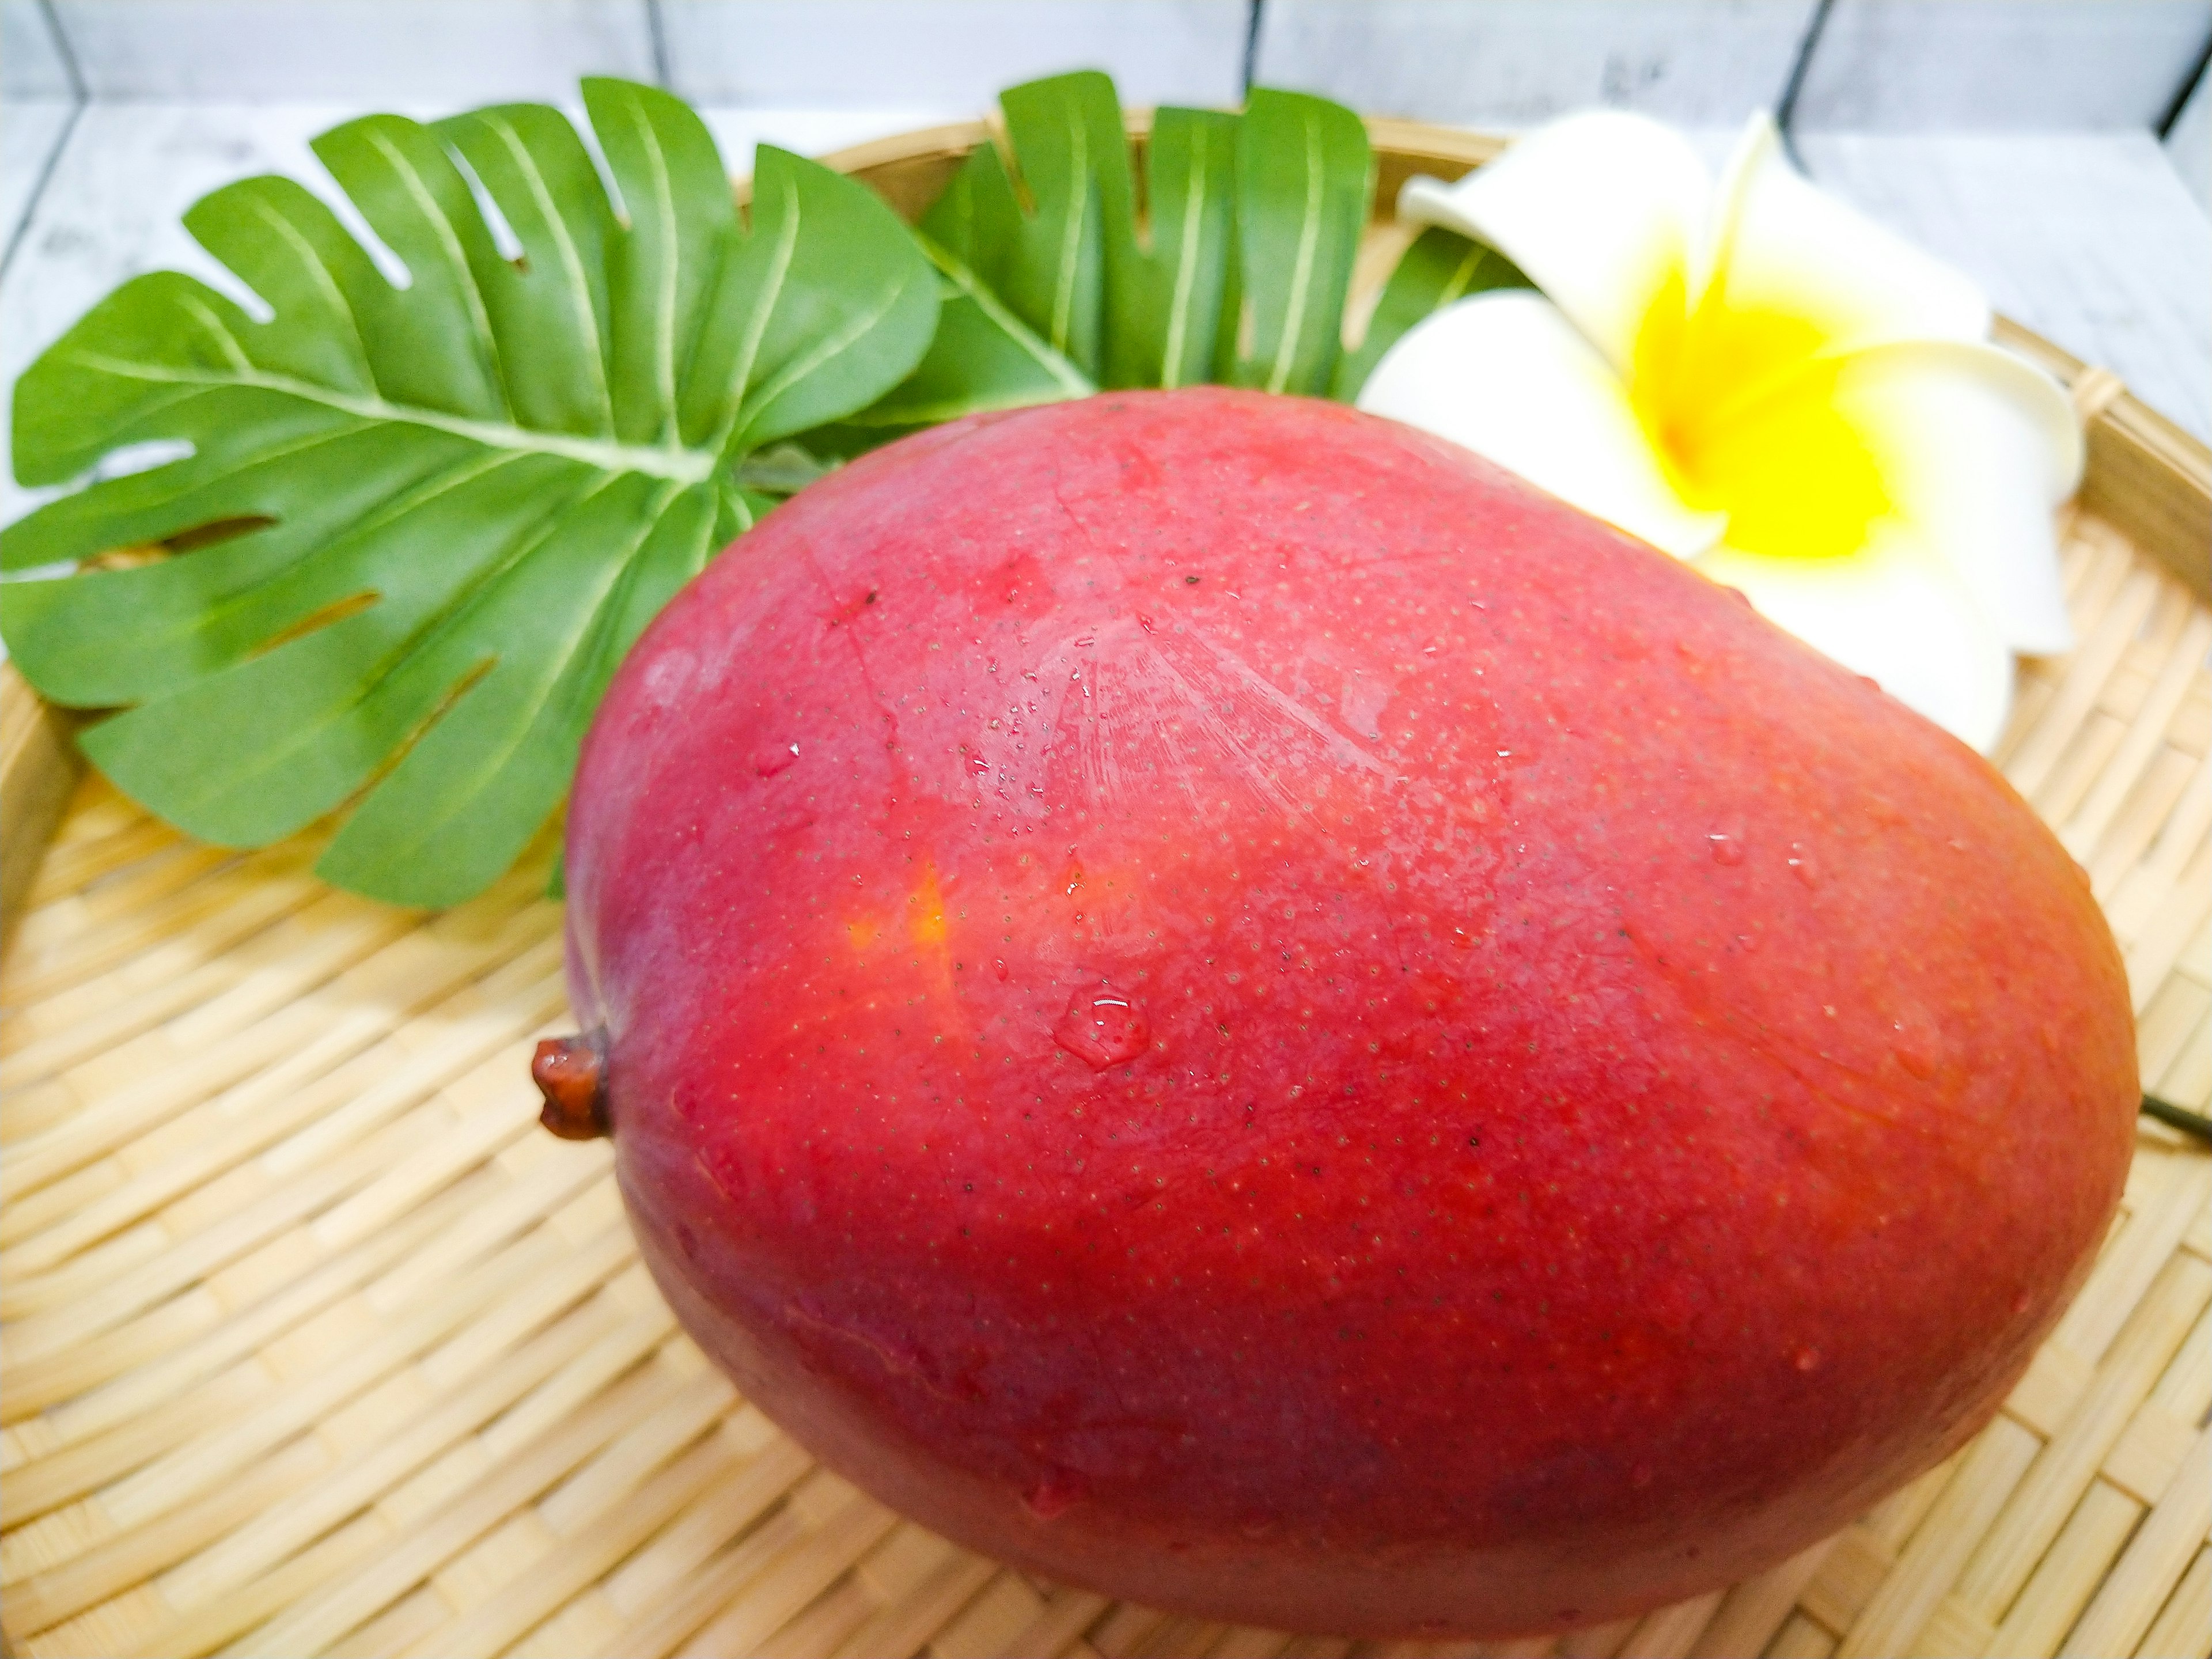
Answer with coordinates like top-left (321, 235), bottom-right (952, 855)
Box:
top-left (1160, 135), bottom-right (1213, 391)
top-left (1048, 108), bottom-right (1091, 358)
top-left (61, 349), bottom-right (719, 482)
top-left (915, 232), bottom-right (1095, 399)
top-left (2141, 1093), bottom-right (2212, 1144)
top-left (1267, 109), bottom-right (1327, 396)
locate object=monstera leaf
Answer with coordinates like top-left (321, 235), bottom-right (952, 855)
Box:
top-left (1225, 87), bottom-right (1374, 395)
top-left (2, 78), bottom-right (936, 907)
top-left (836, 73), bottom-right (1375, 433)
top-left (1332, 225), bottom-right (1529, 400)
top-left (1, 71), bottom-right (1522, 912)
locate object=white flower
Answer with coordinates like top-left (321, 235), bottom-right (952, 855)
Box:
top-left (1357, 111), bottom-right (2082, 752)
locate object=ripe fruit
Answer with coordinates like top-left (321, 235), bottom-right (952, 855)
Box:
top-left (548, 388), bottom-right (2135, 1635)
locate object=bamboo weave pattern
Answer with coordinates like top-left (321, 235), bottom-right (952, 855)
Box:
top-left (1, 483), bottom-right (2207, 1659)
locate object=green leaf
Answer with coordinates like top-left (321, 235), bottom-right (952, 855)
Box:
top-left (1331, 226), bottom-right (1530, 401)
top-left (930, 77), bottom-right (1245, 394)
top-left (850, 236), bottom-right (1095, 430)
top-left (814, 81), bottom-right (1137, 449)
top-left (1115, 107), bottom-right (1240, 391)
top-left (1226, 89), bottom-right (1373, 397)
top-left (873, 74), bottom-right (1371, 418)
top-left (2, 78), bottom-right (936, 908)
top-left (897, 75), bottom-right (1129, 393)
top-left (832, 72), bottom-right (1349, 441)
top-left (977, 70), bottom-right (1135, 384)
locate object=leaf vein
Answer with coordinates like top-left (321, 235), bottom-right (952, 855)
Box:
top-left (243, 195), bottom-right (368, 371)
top-left (918, 233), bottom-right (1093, 398)
top-left (716, 167), bottom-right (802, 449)
top-left (1050, 111), bottom-right (1090, 356)
top-left (1160, 132), bottom-right (1213, 391)
top-left (738, 264), bottom-right (926, 449)
top-left (1267, 109), bottom-right (1327, 396)
top-left (366, 478), bottom-right (685, 862)
top-left (58, 349), bottom-right (715, 482)
top-left (476, 111), bottom-right (617, 434)
top-left (364, 127), bottom-right (511, 420)
top-left (177, 293), bottom-right (256, 376)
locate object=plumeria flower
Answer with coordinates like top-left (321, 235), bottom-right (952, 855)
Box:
top-left (1357, 110), bottom-right (2082, 752)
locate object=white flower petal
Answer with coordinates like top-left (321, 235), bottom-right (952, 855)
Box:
top-left (1398, 111), bottom-right (1710, 380)
top-left (1707, 115), bottom-right (1990, 354)
top-left (1695, 528), bottom-right (2016, 752)
top-left (1832, 340), bottom-right (2082, 656)
top-left (1358, 291), bottom-right (1727, 559)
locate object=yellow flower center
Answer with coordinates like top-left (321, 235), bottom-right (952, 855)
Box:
top-left (1631, 269), bottom-right (1890, 560)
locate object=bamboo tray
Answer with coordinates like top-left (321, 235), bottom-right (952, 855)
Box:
top-left (2, 119), bottom-right (2209, 1659)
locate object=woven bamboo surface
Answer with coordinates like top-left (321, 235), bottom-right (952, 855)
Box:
top-left (3, 122), bottom-right (2211, 1659)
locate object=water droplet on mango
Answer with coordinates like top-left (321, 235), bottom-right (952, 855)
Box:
top-left (1787, 842), bottom-right (1821, 888)
top-left (1024, 1467), bottom-right (1087, 1518)
top-left (1054, 984), bottom-right (1150, 1069)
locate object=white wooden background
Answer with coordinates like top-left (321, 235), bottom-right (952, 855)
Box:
top-left (1, 0), bottom-right (2208, 541)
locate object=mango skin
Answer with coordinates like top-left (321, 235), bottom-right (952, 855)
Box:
top-left (563, 388), bottom-right (2136, 1637)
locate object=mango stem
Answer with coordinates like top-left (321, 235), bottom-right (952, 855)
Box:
top-left (534, 1032), bottom-right (611, 1140)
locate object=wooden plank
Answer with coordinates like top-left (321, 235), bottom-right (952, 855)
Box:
top-left (2169, 64), bottom-right (2212, 214)
top-left (1795, 132), bottom-right (2212, 447)
top-left (1789, 1), bottom-right (2211, 131)
top-left (0, 0), bottom-right (75, 99)
top-left (1252, 1), bottom-right (1819, 125)
top-left (26, 0), bottom-right (656, 101)
top-left (661, 0), bottom-right (1248, 108)
top-left (0, 99), bottom-right (74, 260)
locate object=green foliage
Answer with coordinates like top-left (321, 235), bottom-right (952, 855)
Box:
top-left (1118, 106), bottom-right (1242, 389)
top-left (2, 79), bottom-right (935, 907)
top-left (3, 70), bottom-right (1528, 911)
top-left (1225, 89), bottom-right (1373, 396)
top-left (842, 72), bottom-right (1376, 427)
top-left (1333, 226), bottom-right (1529, 400)
top-left (849, 233), bottom-right (1099, 429)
